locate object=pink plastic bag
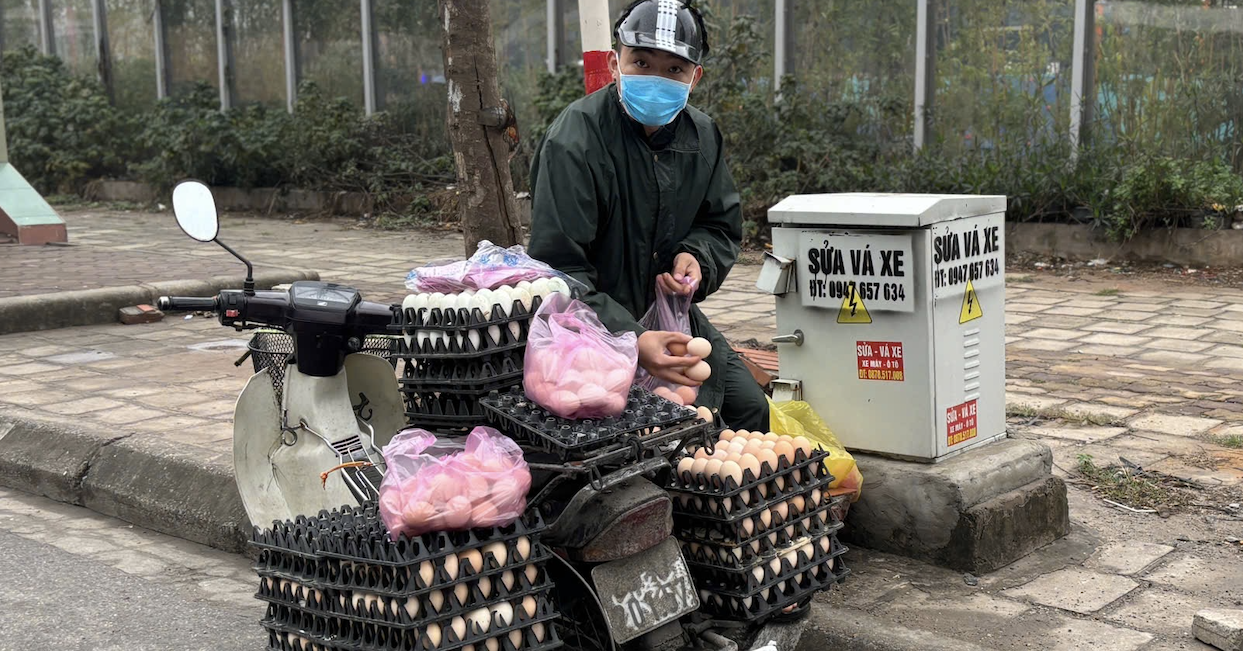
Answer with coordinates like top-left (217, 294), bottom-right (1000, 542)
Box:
top-left (636, 277), bottom-right (700, 402)
top-left (377, 426), bottom-right (531, 540)
top-left (523, 292), bottom-right (638, 419)
top-left (405, 240), bottom-right (585, 294)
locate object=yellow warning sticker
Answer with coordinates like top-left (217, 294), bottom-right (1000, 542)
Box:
top-left (838, 284), bottom-right (872, 324)
top-left (959, 279), bottom-right (983, 324)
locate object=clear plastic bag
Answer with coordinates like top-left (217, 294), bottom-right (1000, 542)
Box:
top-left (523, 292), bottom-right (638, 419)
top-left (636, 277), bottom-right (699, 402)
top-left (768, 398), bottom-right (863, 501)
top-left (405, 240), bottom-right (586, 294)
top-left (377, 426), bottom-right (531, 539)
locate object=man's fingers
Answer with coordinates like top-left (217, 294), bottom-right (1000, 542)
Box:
top-left (658, 273), bottom-right (681, 295)
top-left (652, 352), bottom-right (701, 369)
top-left (654, 368), bottom-right (702, 386)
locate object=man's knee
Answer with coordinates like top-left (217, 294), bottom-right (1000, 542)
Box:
top-left (722, 369), bottom-right (769, 432)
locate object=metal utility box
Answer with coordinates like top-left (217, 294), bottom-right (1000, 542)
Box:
top-left (760, 193), bottom-right (1007, 462)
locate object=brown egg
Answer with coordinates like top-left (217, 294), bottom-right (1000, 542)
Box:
top-left (790, 495), bottom-right (807, 515)
top-left (719, 429), bottom-right (737, 442)
top-left (677, 457), bottom-right (695, 483)
top-left (720, 460), bottom-right (743, 487)
top-left (759, 509), bottom-right (773, 530)
top-left (774, 501), bottom-right (790, 523)
top-left (738, 454), bottom-right (761, 481)
top-left (793, 436), bottom-right (814, 458)
top-left (743, 440), bottom-right (765, 457)
top-left (459, 549), bottom-right (483, 575)
top-left (774, 440), bottom-right (796, 464)
top-left (757, 449), bottom-right (779, 475)
top-left (704, 459), bottom-right (724, 481)
top-left (760, 440), bottom-right (777, 450)
top-left (425, 623), bottom-right (443, 649)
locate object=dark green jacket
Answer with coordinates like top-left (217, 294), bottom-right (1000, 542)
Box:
top-left (528, 83), bottom-right (743, 410)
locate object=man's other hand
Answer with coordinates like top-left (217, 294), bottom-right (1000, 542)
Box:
top-left (658, 253), bottom-right (701, 296)
top-left (637, 330), bottom-right (702, 386)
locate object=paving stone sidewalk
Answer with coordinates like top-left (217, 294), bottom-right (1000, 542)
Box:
top-left (3, 208), bottom-right (1243, 649)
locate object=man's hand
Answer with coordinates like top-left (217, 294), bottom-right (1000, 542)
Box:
top-left (638, 330), bottom-right (702, 386)
top-left (658, 252), bottom-right (701, 296)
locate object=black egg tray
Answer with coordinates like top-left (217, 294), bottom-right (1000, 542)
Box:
top-left (670, 461), bottom-right (834, 524)
top-left (257, 562), bottom-right (553, 630)
top-left (684, 531), bottom-right (848, 598)
top-left (695, 558), bottom-right (850, 624)
top-left (401, 389), bottom-right (490, 431)
top-left (668, 447), bottom-right (832, 504)
top-left (673, 489), bottom-right (840, 552)
top-left (675, 494), bottom-right (849, 570)
top-left (256, 539), bottom-right (550, 601)
top-left (250, 504), bottom-right (546, 586)
top-left (393, 323), bottom-right (530, 360)
top-left (398, 352), bottom-right (525, 390)
top-left (396, 295), bottom-right (547, 333)
top-left (251, 503), bottom-right (544, 563)
top-left (261, 593), bottom-right (562, 651)
top-left (479, 385), bottom-right (708, 460)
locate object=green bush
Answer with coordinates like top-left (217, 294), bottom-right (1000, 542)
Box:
top-left (1, 46), bottom-right (136, 194)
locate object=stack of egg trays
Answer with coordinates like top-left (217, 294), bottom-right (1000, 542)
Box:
top-left (479, 385), bottom-right (709, 462)
top-left (667, 448), bottom-right (835, 536)
top-left (260, 597), bottom-right (561, 651)
top-left (251, 505), bottom-right (561, 651)
top-left (391, 295), bottom-right (546, 432)
top-left (693, 551), bottom-right (851, 624)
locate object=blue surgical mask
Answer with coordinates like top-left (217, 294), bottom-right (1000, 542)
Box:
top-left (618, 73), bottom-right (692, 127)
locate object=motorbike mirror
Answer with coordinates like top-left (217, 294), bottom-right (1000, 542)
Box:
top-left (171, 180), bottom-right (219, 243)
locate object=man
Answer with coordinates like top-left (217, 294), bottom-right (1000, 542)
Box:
top-left (528, 0), bottom-right (769, 432)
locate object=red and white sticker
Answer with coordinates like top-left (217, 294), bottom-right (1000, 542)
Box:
top-left (947, 400), bottom-right (978, 447)
top-left (856, 341), bottom-right (904, 382)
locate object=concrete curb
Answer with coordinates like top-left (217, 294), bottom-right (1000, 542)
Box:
top-left (798, 603), bottom-right (993, 651)
top-left (0, 268), bottom-right (320, 335)
top-left (0, 413), bottom-right (253, 555)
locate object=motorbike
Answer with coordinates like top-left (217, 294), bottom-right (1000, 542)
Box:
top-left (157, 180), bottom-right (806, 651)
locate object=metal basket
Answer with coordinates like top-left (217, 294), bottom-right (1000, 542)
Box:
top-left (246, 330), bottom-right (398, 403)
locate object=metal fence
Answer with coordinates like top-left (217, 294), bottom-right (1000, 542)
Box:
top-left (2, 0), bottom-right (1240, 158)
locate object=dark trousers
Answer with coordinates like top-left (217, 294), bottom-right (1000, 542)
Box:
top-left (717, 347), bottom-right (770, 432)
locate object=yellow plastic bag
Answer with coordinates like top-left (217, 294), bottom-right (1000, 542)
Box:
top-left (768, 398), bottom-right (863, 501)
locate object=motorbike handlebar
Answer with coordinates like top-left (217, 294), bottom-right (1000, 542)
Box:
top-left (157, 296), bottom-right (219, 312)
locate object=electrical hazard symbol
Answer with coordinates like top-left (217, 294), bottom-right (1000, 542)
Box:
top-left (837, 284), bottom-right (872, 324)
top-left (959, 279), bottom-right (983, 324)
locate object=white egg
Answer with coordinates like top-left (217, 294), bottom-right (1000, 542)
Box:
top-left (466, 607), bottom-right (492, 634)
top-left (531, 278), bottom-right (551, 297)
top-left (514, 287), bottom-right (534, 312)
top-left (547, 277), bottom-right (570, 295)
top-left (401, 295), bottom-right (420, 349)
top-left (495, 286), bottom-right (514, 314)
top-left (429, 292), bottom-right (447, 310)
top-left (403, 596), bottom-right (420, 618)
top-left (516, 280), bottom-right (532, 290)
top-left (491, 602), bottom-right (515, 627)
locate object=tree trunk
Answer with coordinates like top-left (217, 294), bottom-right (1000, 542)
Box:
top-left (438, 0), bottom-right (523, 255)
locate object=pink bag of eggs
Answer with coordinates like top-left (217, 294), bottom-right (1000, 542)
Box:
top-left (523, 293), bottom-right (638, 420)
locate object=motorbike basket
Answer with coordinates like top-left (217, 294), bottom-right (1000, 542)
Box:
top-left (246, 330), bottom-right (398, 403)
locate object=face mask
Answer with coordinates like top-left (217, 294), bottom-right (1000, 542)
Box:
top-left (618, 73), bottom-right (692, 127)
